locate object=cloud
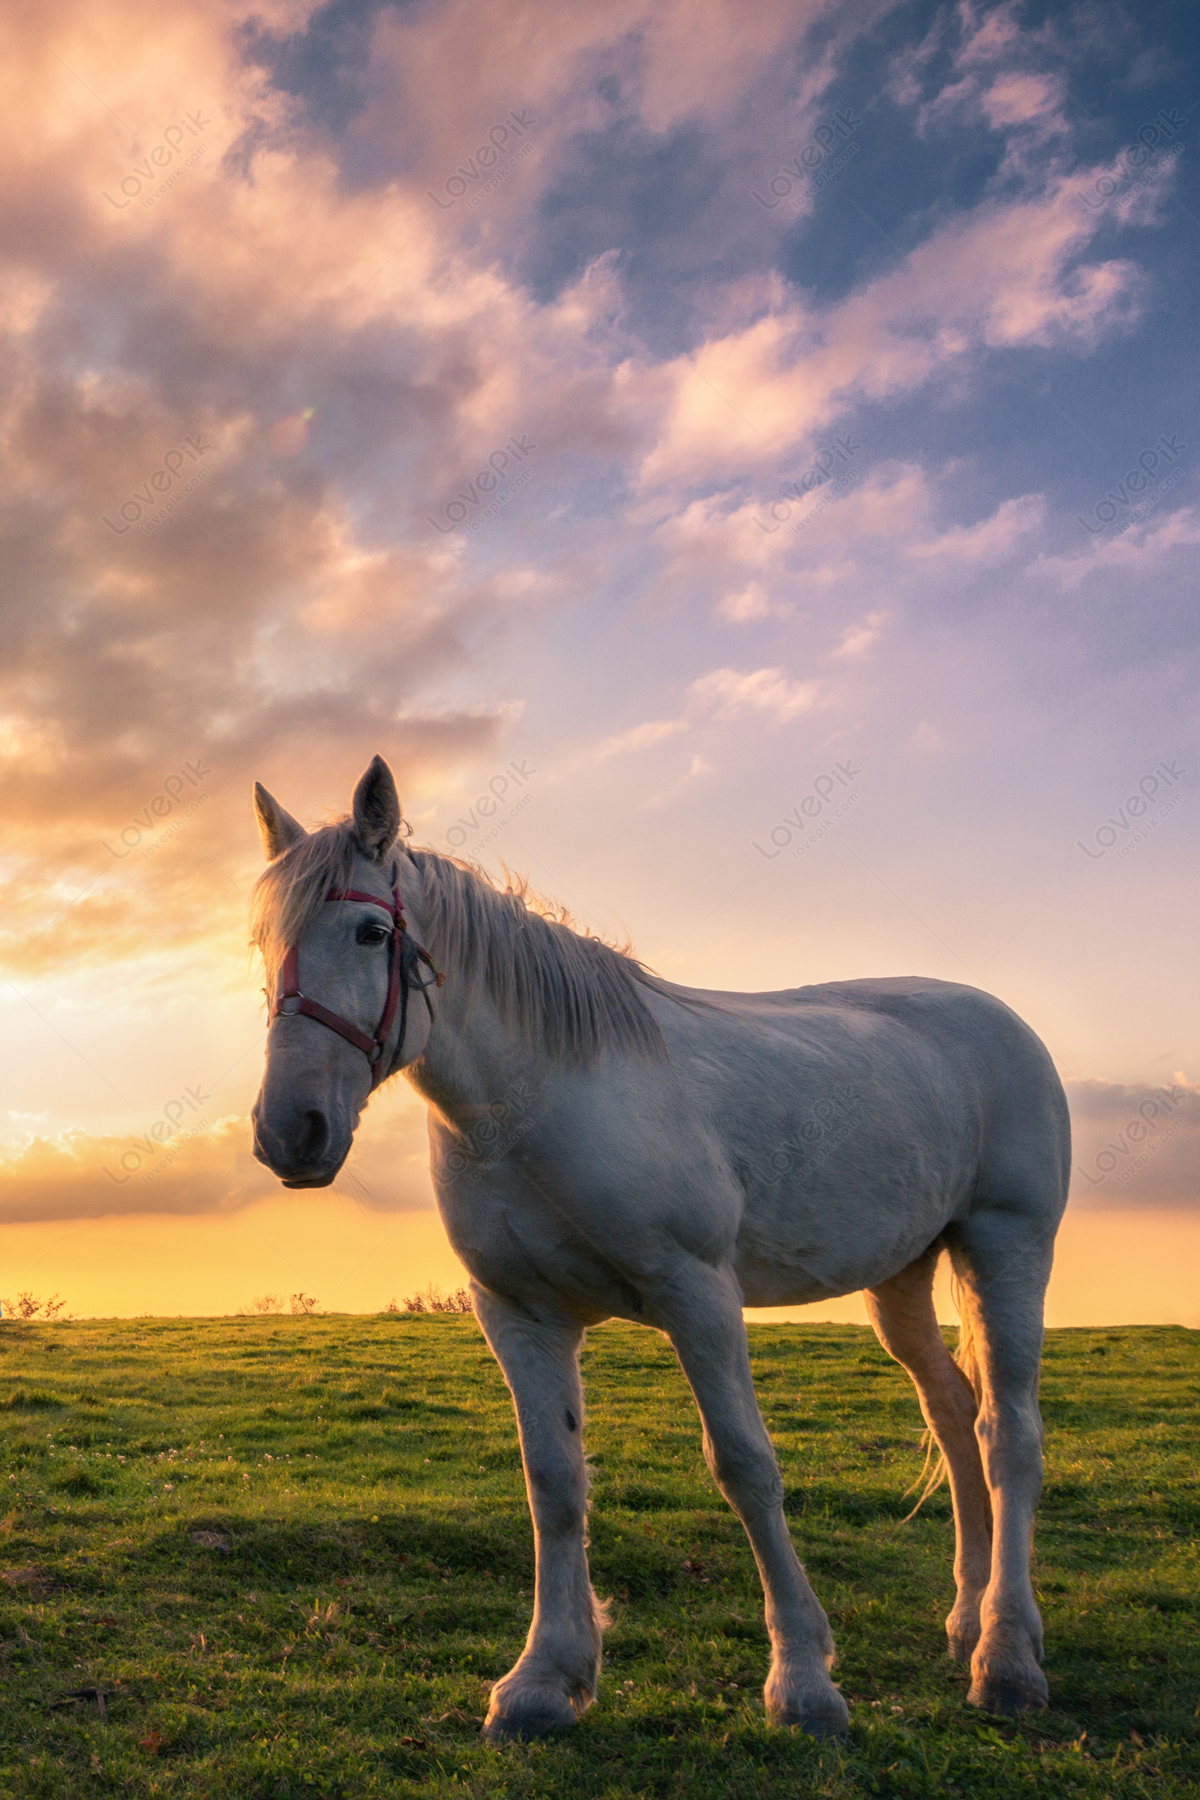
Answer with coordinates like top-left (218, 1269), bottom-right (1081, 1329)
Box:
top-left (1035, 503), bottom-right (1200, 591)
top-left (599, 663), bottom-right (820, 760)
top-left (687, 666), bottom-right (819, 724)
top-left (638, 168), bottom-right (1149, 489)
top-left (632, 0), bottom-right (1179, 496)
top-left (0, 1096), bottom-right (432, 1225)
top-left (0, 0), bottom-right (650, 982)
top-left (717, 579), bottom-right (789, 623)
top-left (599, 717), bottom-right (688, 758)
top-left (0, 0), bottom-right (1175, 975)
top-left (898, 1), bottom-right (1069, 154)
top-left (909, 494), bottom-right (1046, 562)
top-left (981, 71), bottom-right (1066, 131)
top-left (648, 466), bottom-right (930, 640)
top-left (832, 609), bottom-right (886, 657)
top-left (1066, 1078), bottom-right (1200, 1210)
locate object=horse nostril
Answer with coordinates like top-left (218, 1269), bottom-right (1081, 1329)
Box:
top-left (300, 1110), bottom-right (330, 1164)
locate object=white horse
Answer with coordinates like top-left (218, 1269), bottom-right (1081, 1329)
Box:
top-left (250, 756), bottom-right (1070, 1741)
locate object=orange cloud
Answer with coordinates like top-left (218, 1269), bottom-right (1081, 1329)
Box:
top-left (0, 1092), bottom-right (431, 1225)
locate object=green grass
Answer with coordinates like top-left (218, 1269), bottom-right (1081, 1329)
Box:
top-left (0, 1316), bottom-right (1197, 1798)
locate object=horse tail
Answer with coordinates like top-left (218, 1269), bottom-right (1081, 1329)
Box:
top-left (900, 1431), bottom-right (945, 1521)
top-left (900, 1270), bottom-right (981, 1522)
top-left (952, 1271), bottom-right (984, 1407)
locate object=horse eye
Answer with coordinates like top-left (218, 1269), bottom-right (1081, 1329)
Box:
top-left (355, 921), bottom-right (389, 947)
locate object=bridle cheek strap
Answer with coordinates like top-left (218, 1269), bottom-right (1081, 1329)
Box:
top-left (271, 876), bottom-right (444, 1090)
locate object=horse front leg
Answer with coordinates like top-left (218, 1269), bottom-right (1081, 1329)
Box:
top-left (660, 1264), bottom-right (849, 1739)
top-left (472, 1286), bottom-right (605, 1740)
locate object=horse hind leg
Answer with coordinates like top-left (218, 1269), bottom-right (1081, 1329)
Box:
top-left (945, 1206), bottom-right (1056, 1715)
top-left (865, 1243), bottom-right (992, 1662)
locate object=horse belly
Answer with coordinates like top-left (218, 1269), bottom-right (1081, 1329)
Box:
top-left (733, 1133), bottom-right (971, 1304)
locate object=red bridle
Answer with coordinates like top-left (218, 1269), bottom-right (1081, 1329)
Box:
top-left (271, 871), bottom-right (443, 1089)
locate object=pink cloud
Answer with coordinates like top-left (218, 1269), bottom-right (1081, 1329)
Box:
top-left (688, 665), bottom-right (820, 724)
top-left (909, 493), bottom-right (1046, 562)
top-left (639, 178), bottom-right (1147, 489)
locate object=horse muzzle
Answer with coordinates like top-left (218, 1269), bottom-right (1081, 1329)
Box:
top-left (251, 1104), bottom-right (350, 1188)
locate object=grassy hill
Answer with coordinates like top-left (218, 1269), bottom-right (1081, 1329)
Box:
top-left (0, 1314), bottom-right (1196, 1798)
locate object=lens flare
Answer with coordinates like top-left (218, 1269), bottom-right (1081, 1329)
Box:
top-left (269, 408), bottom-right (315, 455)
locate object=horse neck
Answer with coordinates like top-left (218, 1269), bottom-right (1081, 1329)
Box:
top-left (405, 979), bottom-right (544, 1129)
top-left (398, 861), bottom-right (546, 1128)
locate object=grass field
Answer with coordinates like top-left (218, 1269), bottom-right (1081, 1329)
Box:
top-left (0, 1315), bottom-right (1196, 1798)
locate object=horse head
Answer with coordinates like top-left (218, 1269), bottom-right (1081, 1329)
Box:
top-left (250, 756), bottom-right (435, 1187)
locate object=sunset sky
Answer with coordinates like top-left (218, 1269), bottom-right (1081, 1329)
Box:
top-left (1, 0), bottom-right (1197, 1324)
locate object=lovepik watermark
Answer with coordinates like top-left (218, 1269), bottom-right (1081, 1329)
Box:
top-left (1077, 106), bottom-right (1186, 213)
top-left (468, 459), bottom-right (537, 535)
top-left (135, 1118), bottom-right (211, 1188)
top-left (102, 110), bottom-right (211, 211)
top-left (1077, 433), bottom-right (1186, 536)
top-left (759, 1084), bottom-right (863, 1187)
top-left (102, 1086), bottom-right (211, 1185)
top-left (102, 759), bottom-right (212, 860)
top-left (753, 435), bottom-right (861, 533)
top-left (134, 793), bottom-right (210, 863)
top-left (751, 109), bottom-right (862, 211)
top-left (1074, 1084), bottom-right (1188, 1188)
top-left (753, 760), bottom-right (860, 859)
top-left (427, 111), bottom-right (536, 212)
top-left (443, 1078), bottom-right (537, 1183)
top-left (102, 433), bottom-right (213, 536)
top-left (427, 435), bottom-right (536, 534)
top-left (444, 760), bottom-right (536, 851)
top-left (1076, 759), bottom-right (1184, 860)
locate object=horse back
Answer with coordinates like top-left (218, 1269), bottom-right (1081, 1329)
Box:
top-left (646, 974), bottom-right (1070, 1299)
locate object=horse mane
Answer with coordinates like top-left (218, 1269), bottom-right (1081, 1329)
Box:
top-left (250, 819), bottom-right (667, 1065)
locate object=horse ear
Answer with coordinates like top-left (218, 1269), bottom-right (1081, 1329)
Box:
top-left (254, 782), bottom-right (307, 861)
top-left (352, 755), bottom-right (401, 862)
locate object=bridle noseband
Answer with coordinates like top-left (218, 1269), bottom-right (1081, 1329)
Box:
top-left (271, 865), bottom-right (443, 1088)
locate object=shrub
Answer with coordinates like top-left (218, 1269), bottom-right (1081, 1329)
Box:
top-left (396, 1284), bottom-right (473, 1314)
top-left (1, 1292), bottom-right (66, 1321)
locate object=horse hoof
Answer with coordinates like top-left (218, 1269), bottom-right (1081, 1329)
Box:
top-left (968, 1668), bottom-right (1048, 1715)
top-left (790, 1711), bottom-right (850, 1742)
top-left (948, 1634), bottom-right (975, 1664)
top-left (482, 1704), bottom-right (577, 1742)
top-left (482, 1680), bottom-right (582, 1741)
top-left (767, 1685), bottom-right (850, 1740)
